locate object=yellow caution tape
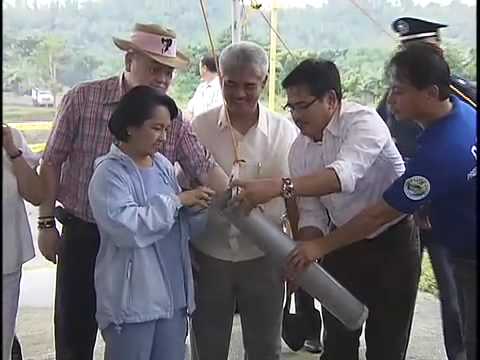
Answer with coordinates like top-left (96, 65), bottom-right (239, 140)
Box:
top-left (29, 143), bottom-right (47, 153)
top-left (450, 85), bottom-right (477, 109)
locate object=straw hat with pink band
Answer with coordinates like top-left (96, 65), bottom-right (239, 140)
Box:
top-left (113, 23), bottom-right (189, 69)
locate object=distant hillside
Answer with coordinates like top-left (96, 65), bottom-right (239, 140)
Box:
top-left (3, 0), bottom-right (477, 51)
top-left (3, 0), bottom-right (476, 108)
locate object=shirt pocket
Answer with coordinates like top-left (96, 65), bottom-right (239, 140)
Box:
top-left (129, 248), bottom-right (170, 313)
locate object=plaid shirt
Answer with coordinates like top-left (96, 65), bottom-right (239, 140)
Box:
top-left (43, 74), bottom-right (215, 223)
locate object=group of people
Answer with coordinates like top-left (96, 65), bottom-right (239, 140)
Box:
top-left (2, 16), bottom-right (476, 360)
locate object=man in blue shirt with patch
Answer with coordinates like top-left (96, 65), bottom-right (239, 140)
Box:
top-left (286, 43), bottom-right (477, 360)
top-left (376, 18), bottom-right (476, 360)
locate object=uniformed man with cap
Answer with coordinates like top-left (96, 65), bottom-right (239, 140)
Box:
top-left (379, 17), bottom-right (476, 120)
top-left (376, 17), bottom-right (476, 360)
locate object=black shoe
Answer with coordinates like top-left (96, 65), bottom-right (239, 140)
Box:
top-left (12, 335), bottom-right (23, 360)
top-left (303, 339), bottom-right (323, 354)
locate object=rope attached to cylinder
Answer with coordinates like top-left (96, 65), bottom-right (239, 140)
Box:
top-left (198, 0), bottom-right (246, 191)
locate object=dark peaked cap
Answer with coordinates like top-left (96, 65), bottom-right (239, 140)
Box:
top-left (392, 17), bottom-right (447, 42)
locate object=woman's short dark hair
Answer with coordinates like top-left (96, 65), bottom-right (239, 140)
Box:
top-left (201, 55), bottom-right (218, 73)
top-left (108, 85), bottom-right (178, 142)
top-left (386, 42), bottom-right (451, 100)
top-left (281, 59), bottom-right (343, 101)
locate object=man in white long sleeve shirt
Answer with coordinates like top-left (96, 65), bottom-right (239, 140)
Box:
top-left (234, 59), bottom-right (421, 360)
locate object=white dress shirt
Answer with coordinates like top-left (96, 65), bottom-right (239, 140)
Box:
top-left (289, 101), bottom-right (405, 238)
top-left (186, 76), bottom-right (223, 119)
top-left (192, 104), bottom-right (299, 261)
top-left (3, 128), bottom-right (38, 275)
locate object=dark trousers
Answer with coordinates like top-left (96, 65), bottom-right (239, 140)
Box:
top-left (54, 213), bottom-right (100, 360)
top-left (321, 217), bottom-right (420, 360)
top-left (451, 257), bottom-right (476, 360)
top-left (295, 288), bottom-right (322, 342)
top-left (191, 250), bottom-right (284, 360)
top-left (420, 230), bottom-right (465, 360)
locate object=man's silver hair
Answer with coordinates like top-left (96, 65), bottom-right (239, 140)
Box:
top-left (219, 41), bottom-right (269, 78)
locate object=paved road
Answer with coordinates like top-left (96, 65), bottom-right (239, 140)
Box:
top-left (16, 203), bottom-right (448, 359)
top-left (3, 93), bottom-right (35, 107)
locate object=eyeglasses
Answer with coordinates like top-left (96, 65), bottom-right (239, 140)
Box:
top-left (132, 51), bottom-right (174, 77)
top-left (283, 98), bottom-right (318, 113)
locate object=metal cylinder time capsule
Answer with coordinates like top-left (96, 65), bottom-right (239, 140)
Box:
top-left (212, 191), bottom-right (368, 330)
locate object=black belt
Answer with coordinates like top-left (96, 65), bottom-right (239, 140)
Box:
top-left (329, 215), bottom-right (412, 242)
top-left (54, 206), bottom-right (96, 227)
top-left (367, 215), bottom-right (413, 243)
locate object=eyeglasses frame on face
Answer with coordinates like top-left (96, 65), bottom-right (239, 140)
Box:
top-left (131, 50), bottom-right (175, 77)
top-left (283, 97), bottom-right (319, 114)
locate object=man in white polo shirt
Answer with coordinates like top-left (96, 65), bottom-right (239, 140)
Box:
top-left (185, 55), bottom-right (223, 121)
top-left (191, 41), bottom-right (298, 360)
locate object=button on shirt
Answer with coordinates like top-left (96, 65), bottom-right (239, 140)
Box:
top-left (289, 101), bottom-right (405, 238)
top-left (3, 128), bottom-right (39, 274)
top-left (384, 97), bottom-right (477, 259)
top-left (43, 74), bottom-right (216, 223)
top-left (192, 104), bottom-right (299, 261)
top-left (186, 77), bottom-right (223, 119)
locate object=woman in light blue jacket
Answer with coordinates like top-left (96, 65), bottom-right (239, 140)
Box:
top-left (88, 86), bottom-right (214, 360)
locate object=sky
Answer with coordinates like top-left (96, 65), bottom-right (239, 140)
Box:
top-left (7, 0), bottom-right (478, 7)
top-left (268, 0), bottom-right (476, 8)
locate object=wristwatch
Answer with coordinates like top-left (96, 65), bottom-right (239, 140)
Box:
top-left (8, 149), bottom-right (23, 160)
top-left (280, 177), bottom-right (295, 199)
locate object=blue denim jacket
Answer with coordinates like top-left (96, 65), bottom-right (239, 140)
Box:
top-left (88, 144), bottom-right (202, 330)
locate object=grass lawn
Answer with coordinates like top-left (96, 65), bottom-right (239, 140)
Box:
top-left (419, 250), bottom-right (439, 297)
top-left (3, 105), bottom-right (56, 122)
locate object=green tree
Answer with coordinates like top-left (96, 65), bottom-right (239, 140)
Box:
top-left (33, 35), bottom-right (70, 105)
top-left (443, 42), bottom-right (477, 81)
top-left (4, 57), bottom-right (41, 94)
top-left (60, 51), bottom-right (103, 86)
top-left (3, 34), bottom-right (43, 93)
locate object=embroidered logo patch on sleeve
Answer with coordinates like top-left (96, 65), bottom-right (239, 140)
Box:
top-left (403, 176), bottom-right (431, 200)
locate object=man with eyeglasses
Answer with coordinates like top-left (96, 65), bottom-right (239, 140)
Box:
top-left (37, 23), bottom-right (228, 360)
top-left (233, 59), bottom-right (420, 359)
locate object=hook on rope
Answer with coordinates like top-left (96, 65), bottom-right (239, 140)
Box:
top-left (198, 0), bottom-right (244, 166)
top-left (250, 1), bottom-right (262, 10)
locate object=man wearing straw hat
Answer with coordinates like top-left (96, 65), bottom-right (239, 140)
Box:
top-left (37, 23), bottom-right (228, 360)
